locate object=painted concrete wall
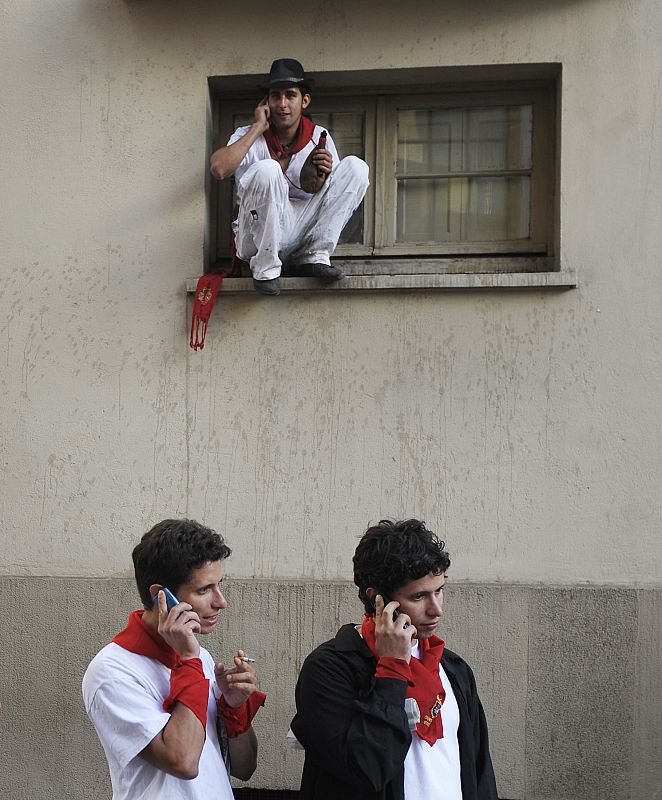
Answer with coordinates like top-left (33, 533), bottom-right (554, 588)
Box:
top-left (1, 0), bottom-right (661, 798)
top-left (1, 578), bottom-right (661, 799)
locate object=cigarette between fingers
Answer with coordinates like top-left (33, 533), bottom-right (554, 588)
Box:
top-left (240, 656), bottom-right (256, 663)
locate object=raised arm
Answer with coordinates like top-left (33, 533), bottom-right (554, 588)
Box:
top-left (140, 591), bottom-right (207, 779)
top-left (210, 97), bottom-right (270, 180)
top-left (291, 604), bottom-right (417, 791)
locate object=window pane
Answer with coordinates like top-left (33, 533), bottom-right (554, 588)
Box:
top-left (397, 108), bottom-right (462, 174)
top-left (466, 106), bottom-right (532, 171)
top-left (465, 177), bottom-right (530, 240)
top-left (396, 176), bottom-right (530, 243)
top-left (395, 103), bottom-right (533, 243)
top-left (397, 104), bottom-right (533, 174)
top-left (312, 111), bottom-right (365, 159)
top-left (397, 178), bottom-right (456, 243)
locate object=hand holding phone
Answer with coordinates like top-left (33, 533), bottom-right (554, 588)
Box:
top-left (255, 96), bottom-right (270, 127)
top-left (373, 593), bottom-right (415, 662)
top-left (369, 591), bottom-right (400, 622)
top-left (152, 587), bottom-right (180, 611)
top-left (153, 588), bottom-right (201, 659)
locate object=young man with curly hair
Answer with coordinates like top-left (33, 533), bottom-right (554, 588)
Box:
top-left (291, 518), bottom-right (498, 800)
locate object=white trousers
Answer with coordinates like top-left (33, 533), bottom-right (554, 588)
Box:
top-left (235, 156), bottom-right (369, 280)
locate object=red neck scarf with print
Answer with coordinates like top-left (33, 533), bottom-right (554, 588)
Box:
top-left (189, 271), bottom-right (227, 351)
top-left (263, 116), bottom-right (316, 160)
top-left (361, 613), bottom-right (446, 745)
top-left (113, 610), bottom-right (180, 667)
top-left (112, 610), bottom-right (210, 730)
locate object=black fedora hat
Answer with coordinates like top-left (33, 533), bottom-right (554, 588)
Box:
top-left (262, 58), bottom-right (313, 91)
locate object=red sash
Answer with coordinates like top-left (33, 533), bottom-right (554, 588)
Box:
top-left (113, 610), bottom-right (209, 730)
top-left (361, 614), bottom-right (446, 745)
top-left (190, 271), bottom-right (227, 351)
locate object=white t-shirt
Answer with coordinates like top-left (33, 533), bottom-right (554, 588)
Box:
top-left (227, 124), bottom-right (340, 201)
top-left (82, 642), bottom-right (234, 800)
top-left (404, 642), bottom-right (462, 800)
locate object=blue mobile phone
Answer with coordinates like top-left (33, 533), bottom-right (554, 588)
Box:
top-left (153, 587), bottom-right (180, 610)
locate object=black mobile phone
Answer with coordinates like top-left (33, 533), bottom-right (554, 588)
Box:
top-left (369, 592), bottom-right (399, 622)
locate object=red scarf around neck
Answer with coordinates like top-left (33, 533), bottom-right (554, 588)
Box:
top-left (263, 116), bottom-right (316, 160)
top-left (113, 610), bottom-right (209, 730)
top-left (361, 613), bottom-right (446, 745)
top-left (113, 610), bottom-right (180, 667)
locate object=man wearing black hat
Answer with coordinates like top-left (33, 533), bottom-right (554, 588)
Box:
top-left (210, 59), bottom-right (369, 296)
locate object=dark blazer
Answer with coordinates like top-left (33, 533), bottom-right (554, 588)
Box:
top-left (291, 623), bottom-right (498, 800)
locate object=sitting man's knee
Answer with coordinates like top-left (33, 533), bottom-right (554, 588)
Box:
top-left (247, 159), bottom-right (283, 188)
top-left (339, 155), bottom-right (369, 186)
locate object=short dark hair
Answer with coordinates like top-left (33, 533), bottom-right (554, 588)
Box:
top-left (353, 519), bottom-right (450, 613)
top-left (132, 519), bottom-right (231, 609)
top-left (267, 85), bottom-right (312, 98)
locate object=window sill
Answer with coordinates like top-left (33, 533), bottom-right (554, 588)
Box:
top-left (187, 258), bottom-right (576, 294)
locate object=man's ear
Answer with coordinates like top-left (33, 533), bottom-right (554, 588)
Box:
top-left (148, 583), bottom-right (164, 605)
top-left (301, 92), bottom-right (311, 110)
top-left (365, 587), bottom-right (378, 614)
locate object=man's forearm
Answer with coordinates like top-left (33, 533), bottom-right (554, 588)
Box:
top-left (140, 701), bottom-right (205, 779)
top-left (228, 726), bottom-right (258, 781)
top-left (210, 124), bottom-right (266, 180)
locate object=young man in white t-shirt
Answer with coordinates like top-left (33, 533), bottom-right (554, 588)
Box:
top-left (291, 518), bottom-right (498, 800)
top-left (210, 58), bottom-right (369, 296)
top-left (83, 519), bottom-right (265, 800)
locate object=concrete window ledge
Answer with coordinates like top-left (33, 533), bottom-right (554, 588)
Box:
top-left (186, 265), bottom-right (577, 295)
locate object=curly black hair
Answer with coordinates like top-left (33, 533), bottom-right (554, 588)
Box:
top-left (353, 519), bottom-right (450, 613)
top-left (132, 518), bottom-right (231, 609)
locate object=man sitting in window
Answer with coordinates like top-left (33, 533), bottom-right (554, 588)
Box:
top-left (210, 58), bottom-right (369, 296)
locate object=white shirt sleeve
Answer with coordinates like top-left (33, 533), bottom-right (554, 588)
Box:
top-left (227, 125), bottom-right (271, 186)
top-left (83, 647), bottom-right (173, 770)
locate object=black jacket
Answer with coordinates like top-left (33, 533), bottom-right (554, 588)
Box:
top-left (291, 623), bottom-right (498, 800)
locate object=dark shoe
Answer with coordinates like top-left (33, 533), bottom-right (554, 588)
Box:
top-left (253, 277), bottom-right (281, 296)
top-left (295, 263), bottom-right (345, 282)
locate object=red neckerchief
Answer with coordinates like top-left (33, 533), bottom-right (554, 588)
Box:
top-left (263, 116), bottom-right (316, 159)
top-left (361, 613), bottom-right (446, 745)
top-left (113, 610), bottom-right (180, 667)
top-left (113, 610), bottom-right (210, 730)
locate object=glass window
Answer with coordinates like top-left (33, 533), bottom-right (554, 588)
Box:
top-left (209, 73), bottom-right (557, 274)
top-left (395, 105), bottom-right (533, 244)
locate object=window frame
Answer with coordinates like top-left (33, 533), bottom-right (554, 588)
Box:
top-left (204, 64), bottom-right (574, 290)
top-left (376, 88), bottom-right (555, 257)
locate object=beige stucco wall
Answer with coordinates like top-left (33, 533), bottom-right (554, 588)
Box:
top-left (1, 0), bottom-right (661, 798)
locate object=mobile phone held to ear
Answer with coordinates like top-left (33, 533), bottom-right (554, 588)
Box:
top-left (369, 592), bottom-right (400, 622)
top-left (153, 587), bottom-right (180, 610)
